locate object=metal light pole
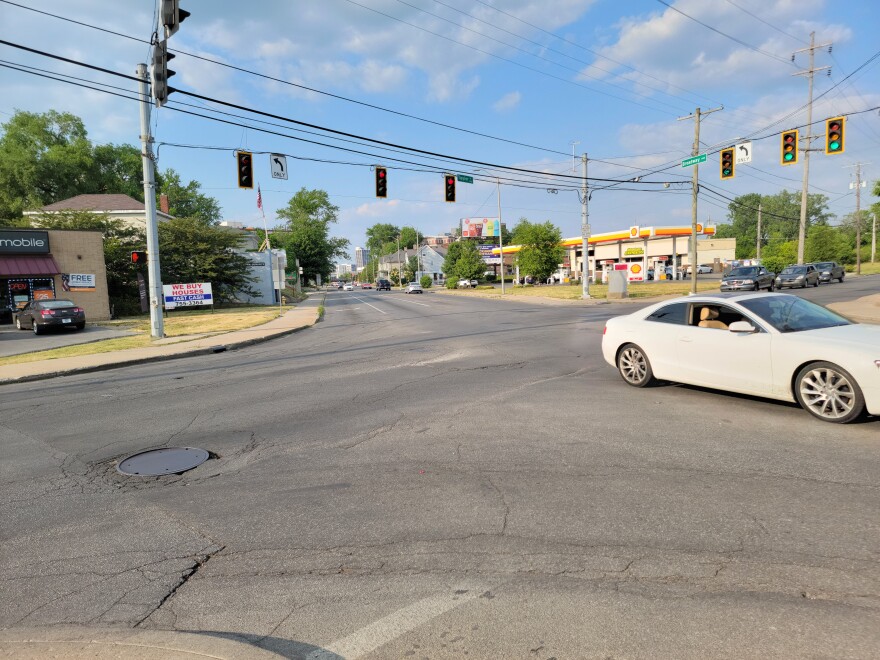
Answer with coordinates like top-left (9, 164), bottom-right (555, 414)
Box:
top-left (496, 178), bottom-right (505, 295)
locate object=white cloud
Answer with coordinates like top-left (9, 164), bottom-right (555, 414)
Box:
top-left (493, 91), bottom-right (522, 112)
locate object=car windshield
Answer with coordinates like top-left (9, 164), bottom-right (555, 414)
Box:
top-left (728, 267), bottom-right (757, 277)
top-left (39, 300), bottom-right (75, 309)
top-left (739, 296), bottom-right (851, 333)
top-left (781, 266), bottom-right (806, 275)
top-left (815, 262), bottom-right (833, 269)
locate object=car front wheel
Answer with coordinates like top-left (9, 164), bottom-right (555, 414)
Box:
top-left (795, 362), bottom-right (865, 424)
top-left (617, 343), bottom-right (654, 388)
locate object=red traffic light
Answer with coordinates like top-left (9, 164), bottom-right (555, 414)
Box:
top-left (375, 166), bottom-right (387, 198)
top-left (444, 174), bottom-right (456, 202)
top-left (131, 250), bottom-right (147, 264)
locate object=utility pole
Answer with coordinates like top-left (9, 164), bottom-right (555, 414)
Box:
top-left (756, 203), bottom-right (762, 260)
top-left (872, 213), bottom-right (876, 263)
top-left (580, 153), bottom-right (590, 299)
top-left (678, 106), bottom-right (723, 294)
top-left (793, 32), bottom-right (832, 264)
top-left (845, 162), bottom-right (870, 275)
top-left (136, 63), bottom-right (164, 339)
top-left (496, 178), bottom-right (505, 295)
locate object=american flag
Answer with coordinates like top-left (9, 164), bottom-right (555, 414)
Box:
top-left (257, 185), bottom-right (263, 211)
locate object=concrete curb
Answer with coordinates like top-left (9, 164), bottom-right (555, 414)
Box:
top-left (0, 307), bottom-right (320, 386)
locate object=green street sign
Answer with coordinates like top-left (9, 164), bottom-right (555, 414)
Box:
top-left (681, 154), bottom-right (707, 168)
top-left (457, 175), bottom-right (474, 184)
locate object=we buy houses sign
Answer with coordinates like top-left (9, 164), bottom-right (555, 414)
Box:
top-left (163, 282), bottom-right (213, 308)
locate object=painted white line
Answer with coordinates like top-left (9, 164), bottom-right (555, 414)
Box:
top-left (306, 589), bottom-right (481, 659)
top-left (392, 294), bottom-right (430, 307)
top-left (348, 295), bottom-right (387, 314)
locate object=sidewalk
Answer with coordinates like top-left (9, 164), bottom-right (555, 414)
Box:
top-left (0, 306), bottom-right (321, 385)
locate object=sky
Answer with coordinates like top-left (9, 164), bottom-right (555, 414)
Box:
top-left (2, 0), bottom-right (879, 263)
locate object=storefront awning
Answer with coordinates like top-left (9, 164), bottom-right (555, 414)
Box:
top-left (0, 255), bottom-right (62, 276)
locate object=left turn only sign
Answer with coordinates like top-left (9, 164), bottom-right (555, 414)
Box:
top-left (270, 154), bottom-right (288, 180)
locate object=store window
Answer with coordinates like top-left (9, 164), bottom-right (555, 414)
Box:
top-left (5, 278), bottom-right (56, 309)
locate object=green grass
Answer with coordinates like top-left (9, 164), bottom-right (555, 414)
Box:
top-left (0, 306), bottom-right (284, 367)
top-left (443, 280), bottom-right (720, 300)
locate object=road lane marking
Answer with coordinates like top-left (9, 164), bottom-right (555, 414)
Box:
top-left (348, 295), bottom-right (387, 314)
top-left (391, 295), bottom-right (430, 307)
top-left (306, 588), bottom-right (482, 659)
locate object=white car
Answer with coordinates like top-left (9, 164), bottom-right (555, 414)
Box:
top-left (343, 283), bottom-right (354, 291)
top-left (601, 293), bottom-right (880, 424)
top-left (457, 279), bottom-right (472, 289)
top-left (405, 282), bottom-right (423, 294)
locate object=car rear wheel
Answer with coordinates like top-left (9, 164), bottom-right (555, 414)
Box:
top-left (75, 322), bottom-right (85, 330)
top-left (617, 343), bottom-right (654, 388)
top-left (32, 322), bottom-right (42, 335)
top-left (767, 281), bottom-right (774, 291)
top-left (838, 274), bottom-right (845, 283)
top-left (795, 362), bottom-right (865, 424)
top-left (15, 317), bottom-right (22, 330)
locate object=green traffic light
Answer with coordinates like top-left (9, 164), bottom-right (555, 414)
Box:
top-left (829, 141), bottom-right (840, 151)
top-left (784, 153), bottom-right (793, 161)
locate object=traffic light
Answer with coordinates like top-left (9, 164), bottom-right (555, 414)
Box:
top-left (237, 151), bottom-right (254, 189)
top-left (375, 166), bottom-right (387, 198)
top-left (720, 147), bottom-right (735, 180)
top-left (131, 251), bottom-right (147, 264)
top-left (444, 174), bottom-right (456, 203)
top-left (780, 129), bottom-right (799, 166)
top-left (150, 40), bottom-right (176, 107)
top-left (825, 117), bottom-right (845, 155)
top-left (160, 0), bottom-right (190, 38)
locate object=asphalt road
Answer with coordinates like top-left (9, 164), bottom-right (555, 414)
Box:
top-left (1, 281), bottom-right (878, 659)
top-left (0, 323), bottom-right (135, 358)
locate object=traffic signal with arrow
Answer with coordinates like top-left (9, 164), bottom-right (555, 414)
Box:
top-left (720, 147), bottom-right (735, 180)
top-left (780, 130), bottom-right (799, 166)
top-left (825, 117), bottom-right (845, 155)
top-left (444, 174), bottom-right (456, 203)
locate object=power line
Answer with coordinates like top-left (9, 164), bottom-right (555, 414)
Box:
top-left (721, 0), bottom-right (807, 45)
top-left (654, 0), bottom-right (794, 66)
top-left (0, 0), bottom-right (574, 158)
top-left (340, 0), bottom-right (684, 117)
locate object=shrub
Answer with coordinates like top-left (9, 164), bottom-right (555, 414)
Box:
top-left (446, 278), bottom-right (458, 289)
top-left (420, 275), bottom-right (433, 289)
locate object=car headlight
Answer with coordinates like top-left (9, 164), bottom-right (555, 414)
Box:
top-left (795, 275), bottom-right (804, 280)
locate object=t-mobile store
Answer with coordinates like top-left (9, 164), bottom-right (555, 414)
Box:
top-left (0, 229), bottom-right (110, 323)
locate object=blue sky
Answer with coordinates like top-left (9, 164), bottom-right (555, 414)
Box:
top-left (2, 0), bottom-right (878, 260)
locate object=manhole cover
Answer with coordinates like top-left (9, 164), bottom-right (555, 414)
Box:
top-left (117, 447), bottom-right (210, 476)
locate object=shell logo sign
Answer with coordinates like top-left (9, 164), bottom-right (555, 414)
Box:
top-left (696, 223), bottom-right (703, 232)
top-left (629, 226), bottom-right (639, 238)
top-left (628, 262), bottom-right (644, 282)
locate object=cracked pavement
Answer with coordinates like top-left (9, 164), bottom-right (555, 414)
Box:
top-left (1, 289), bottom-right (879, 658)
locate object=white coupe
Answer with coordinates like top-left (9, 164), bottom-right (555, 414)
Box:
top-left (601, 293), bottom-right (880, 424)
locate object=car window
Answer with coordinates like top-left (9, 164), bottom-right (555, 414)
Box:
top-left (39, 300), bottom-right (75, 309)
top-left (781, 266), bottom-right (805, 274)
top-left (728, 267), bottom-right (757, 277)
top-left (688, 304), bottom-right (748, 329)
top-left (646, 302), bottom-right (688, 325)
top-left (739, 296), bottom-right (851, 332)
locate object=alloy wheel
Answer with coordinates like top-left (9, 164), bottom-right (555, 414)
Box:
top-left (618, 345), bottom-right (650, 386)
top-left (797, 365), bottom-right (860, 422)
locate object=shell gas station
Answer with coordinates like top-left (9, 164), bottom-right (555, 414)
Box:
top-left (494, 224), bottom-right (736, 282)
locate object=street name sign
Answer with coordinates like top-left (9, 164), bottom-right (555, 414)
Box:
top-left (681, 154), bottom-right (707, 168)
top-left (457, 175), bottom-right (474, 184)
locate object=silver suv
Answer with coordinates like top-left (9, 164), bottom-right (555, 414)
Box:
top-left (809, 261), bottom-right (845, 283)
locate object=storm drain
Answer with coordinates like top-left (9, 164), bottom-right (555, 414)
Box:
top-left (117, 447), bottom-right (210, 476)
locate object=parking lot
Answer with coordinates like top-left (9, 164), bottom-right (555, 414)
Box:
top-left (0, 323), bottom-right (135, 358)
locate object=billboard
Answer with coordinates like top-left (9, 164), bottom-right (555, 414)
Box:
top-left (478, 244), bottom-right (500, 265)
top-left (163, 282), bottom-right (213, 309)
top-left (462, 218), bottom-right (500, 238)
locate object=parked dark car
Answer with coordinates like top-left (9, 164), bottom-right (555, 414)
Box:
top-left (14, 299), bottom-right (86, 334)
top-left (376, 279), bottom-right (392, 291)
top-left (775, 264), bottom-right (819, 289)
top-left (809, 261), bottom-right (845, 283)
top-left (720, 265), bottom-right (775, 292)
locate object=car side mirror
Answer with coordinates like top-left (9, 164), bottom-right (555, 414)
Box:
top-left (729, 321), bottom-right (757, 333)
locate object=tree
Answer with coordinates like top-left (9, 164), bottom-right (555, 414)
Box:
top-left (760, 240), bottom-right (798, 275)
top-left (157, 217), bottom-right (256, 303)
top-left (805, 224), bottom-right (850, 264)
top-left (511, 219), bottom-right (564, 281)
top-left (159, 168), bottom-right (222, 225)
top-left (403, 255), bottom-right (419, 282)
top-left (275, 188), bottom-right (349, 284)
top-left (442, 240), bottom-right (483, 281)
top-left (715, 191), bottom-right (832, 259)
top-left (399, 226), bottom-right (422, 249)
top-left (0, 110), bottom-right (94, 219)
top-left (365, 223), bottom-right (400, 256)
top-left (93, 143), bottom-right (151, 202)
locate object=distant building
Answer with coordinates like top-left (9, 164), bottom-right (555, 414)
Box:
top-left (425, 234), bottom-right (454, 247)
top-left (336, 263), bottom-right (353, 277)
top-left (354, 247), bottom-right (370, 269)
